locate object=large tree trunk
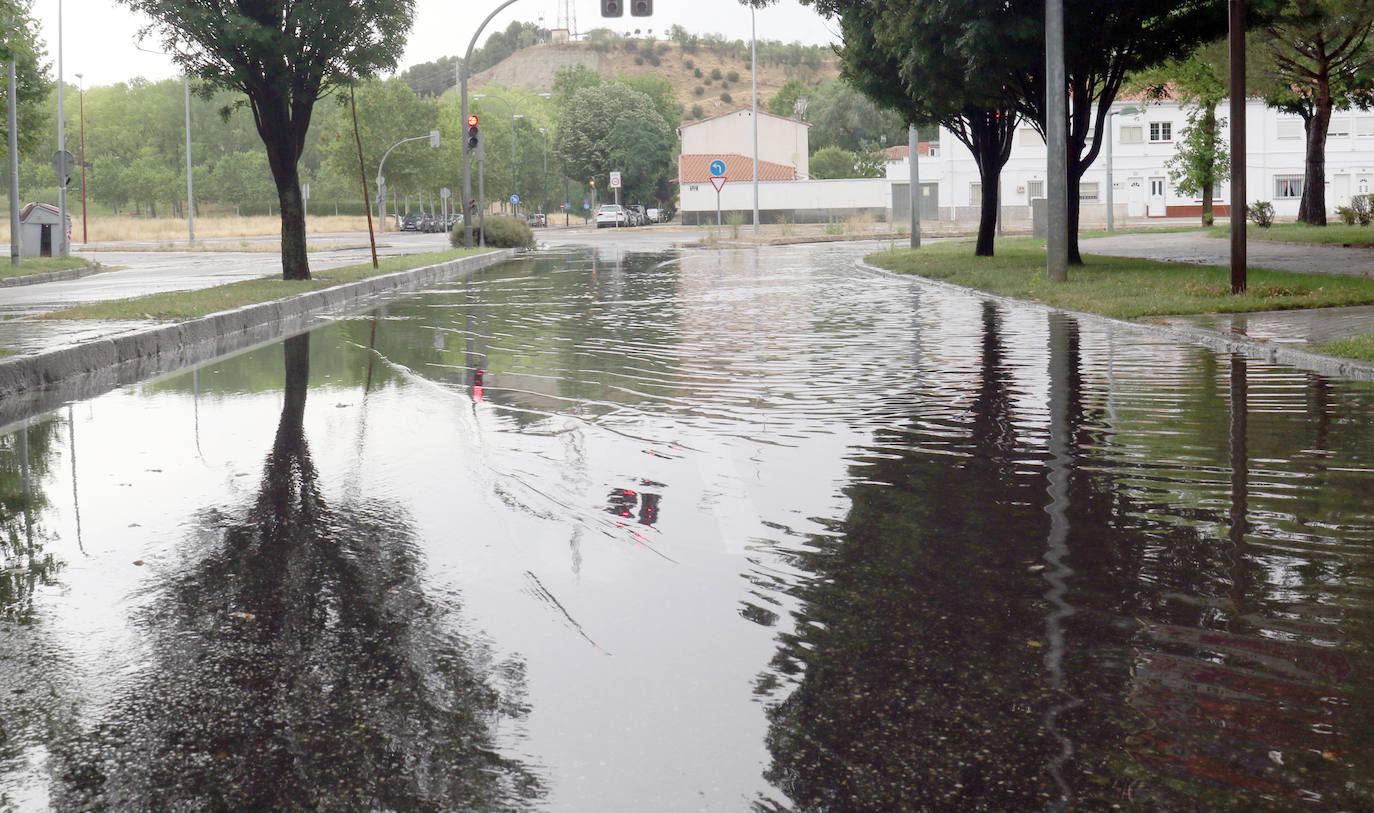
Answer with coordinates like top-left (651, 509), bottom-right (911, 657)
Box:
top-left (1066, 168), bottom-right (1083, 266)
top-left (275, 167), bottom-right (309, 281)
top-left (1298, 89), bottom-right (1332, 226)
top-left (975, 161), bottom-right (1000, 257)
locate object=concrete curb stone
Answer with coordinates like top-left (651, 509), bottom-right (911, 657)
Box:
top-left (0, 249), bottom-right (514, 428)
top-left (857, 260), bottom-right (1374, 383)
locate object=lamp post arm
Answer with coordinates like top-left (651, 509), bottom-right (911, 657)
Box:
top-left (461, 0), bottom-right (523, 248)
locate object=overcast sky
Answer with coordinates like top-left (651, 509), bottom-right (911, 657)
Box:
top-left (28, 0), bottom-right (840, 88)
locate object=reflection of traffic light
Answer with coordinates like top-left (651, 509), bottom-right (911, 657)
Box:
top-left (606, 486), bottom-right (661, 527)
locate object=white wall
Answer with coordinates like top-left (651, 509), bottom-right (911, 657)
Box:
top-left (680, 177), bottom-right (889, 220)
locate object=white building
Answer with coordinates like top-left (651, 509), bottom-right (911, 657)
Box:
top-left (676, 95), bottom-right (1374, 226)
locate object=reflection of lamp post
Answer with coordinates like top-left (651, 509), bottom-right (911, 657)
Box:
top-left (76, 72), bottom-right (87, 243)
top-left (1105, 105), bottom-right (1141, 232)
top-left (472, 92), bottom-right (550, 214)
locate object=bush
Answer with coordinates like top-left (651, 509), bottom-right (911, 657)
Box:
top-left (1246, 200), bottom-right (1274, 229)
top-left (726, 70), bottom-right (739, 83)
top-left (720, 92), bottom-right (732, 103)
top-left (634, 56), bottom-right (644, 65)
top-left (1352, 193), bottom-right (1372, 226)
top-left (1337, 205), bottom-right (1357, 226)
top-left (647, 54), bottom-right (661, 66)
top-left (693, 67), bottom-right (702, 78)
top-left (684, 59), bottom-right (694, 70)
top-left (690, 103), bottom-right (704, 119)
top-left (450, 214), bottom-right (534, 248)
top-left (710, 67), bottom-right (722, 80)
top-left (625, 40), bottom-right (638, 51)
top-left (694, 85), bottom-right (704, 96)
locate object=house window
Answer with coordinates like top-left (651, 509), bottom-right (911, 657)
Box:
top-left (1329, 117), bottom-right (1351, 138)
top-left (1358, 116), bottom-right (1374, 137)
top-left (1276, 118), bottom-right (1303, 139)
top-left (970, 183), bottom-right (982, 207)
top-left (1275, 175), bottom-right (1303, 199)
top-left (1149, 122), bottom-right (1172, 142)
top-left (1026, 179), bottom-right (1045, 201)
top-left (1079, 181), bottom-right (1099, 201)
top-left (1119, 125), bottom-right (1144, 144)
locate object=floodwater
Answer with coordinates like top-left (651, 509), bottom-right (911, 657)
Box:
top-left (2, 243), bottom-right (1373, 811)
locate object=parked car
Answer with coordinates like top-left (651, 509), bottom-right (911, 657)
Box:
top-left (595, 204), bottom-right (628, 228)
top-left (401, 213), bottom-right (421, 231)
top-left (526, 212), bottom-right (547, 227)
top-left (626, 204), bottom-right (647, 226)
top-left (645, 208), bottom-right (660, 224)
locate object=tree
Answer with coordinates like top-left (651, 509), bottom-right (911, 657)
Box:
top-left (998, 0), bottom-right (1230, 264)
top-left (0, 0), bottom-right (53, 157)
top-left (119, 0), bottom-right (414, 279)
top-left (555, 84), bottom-right (672, 199)
top-left (809, 145), bottom-right (866, 179)
top-left (1251, 0), bottom-right (1374, 225)
top-left (1140, 41), bottom-right (1231, 225)
top-left (317, 78), bottom-right (436, 221)
top-left (768, 78), bottom-right (808, 118)
top-left (803, 78), bottom-right (907, 153)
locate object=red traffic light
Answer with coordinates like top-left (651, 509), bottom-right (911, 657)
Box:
top-left (467, 114), bottom-right (479, 127)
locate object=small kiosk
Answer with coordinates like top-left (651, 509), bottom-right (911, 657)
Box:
top-left (18, 202), bottom-right (69, 257)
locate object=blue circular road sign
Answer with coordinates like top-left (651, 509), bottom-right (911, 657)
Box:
top-left (709, 159), bottom-right (727, 177)
top-left (510, 194), bottom-right (520, 204)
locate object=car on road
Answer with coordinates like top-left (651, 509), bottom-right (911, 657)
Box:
top-left (595, 204), bottom-right (628, 228)
top-left (626, 204), bottom-right (647, 226)
top-left (401, 213), bottom-right (422, 231)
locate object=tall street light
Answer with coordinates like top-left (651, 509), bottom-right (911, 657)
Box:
top-left (134, 43), bottom-right (194, 244)
top-left (1104, 106), bottom-right (1140, 233)
top-left (472, 92), bottom-right (550, 214)
top-left (76, 72), bottom-right (87, 243)
top-left (56, 0), bottom-right (67, 256)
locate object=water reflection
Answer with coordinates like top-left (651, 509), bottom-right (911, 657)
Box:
top-left (758, 300), bottom-right (1374, 810)
top-left (51, 334), bottom-right (542, 810)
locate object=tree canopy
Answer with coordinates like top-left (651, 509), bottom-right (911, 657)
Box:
top-left (118, 0), bottom-right (415, 279)
top-left (0, 0), bottom-right (53, 157)
top-left (555, 83), bottom-right (673, 206)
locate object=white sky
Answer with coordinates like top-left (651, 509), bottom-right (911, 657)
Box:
top-left (28, 0), bottom-right (840, 88)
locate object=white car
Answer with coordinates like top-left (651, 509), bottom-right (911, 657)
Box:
top-left (595, 204), bottom-right (628, 228)
top-left (645, 208), bottom-right (661, 223)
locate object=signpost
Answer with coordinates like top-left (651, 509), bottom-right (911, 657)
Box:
top-left (609, 170), bottom-right (622, 206)
top-left (709, 160), bottom-right (727, 227)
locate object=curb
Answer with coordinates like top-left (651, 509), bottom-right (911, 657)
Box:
top-left (0, 249), bottom-right (514, 428)
top-left (856, 260), bottom-right (1374, 383)
top-left (0, 265), bottom-right (104, 288)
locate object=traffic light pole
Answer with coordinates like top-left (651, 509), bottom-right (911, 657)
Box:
top-left (460, 0), bottom-right (521, 249)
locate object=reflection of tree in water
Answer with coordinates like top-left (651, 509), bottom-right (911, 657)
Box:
top-left (0, 417), bottom-right (64, 623)
top-left (54, 334), bottom-right (543, 811)
top-left (758, 306), bottom-right (1374, 810)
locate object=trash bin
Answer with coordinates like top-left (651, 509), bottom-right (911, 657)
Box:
top-left (18, 202), bottom-right (70, 257)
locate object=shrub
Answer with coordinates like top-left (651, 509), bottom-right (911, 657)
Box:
top-left (726, 70), bottom-right (739, 82)
top-left (451, 214), bottom-right (534, 249)
top-left (694, 85), bottom-right (705, 96)
top-left (625, 40), bottom-right (638, 51)
top-left (684, 59), bottom-right (694, 70)
top-left (704, 77), bottom-right (712, 85)
top-left (1352, 193), bottom-right (1372, 226)
top-left (634, 56), bottom-right (644, 65)
top-left (1246, 200), bottom-right (1274, 229)
top-left (647, 54), bottom-right (661, 66)
top-left (1337, 205), bottom-right (1357, 226)
top-left (710, 67), bottom-right (722, 80)
top-left (693, 67), bottom-right (702, 78)
top-left (690, 103), bottom-right (704, 119)
top-left (720, 92), bottom-right (732, 103)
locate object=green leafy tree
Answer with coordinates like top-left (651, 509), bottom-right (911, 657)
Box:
top-left (551, 64), bottom-right (603, 106)
top-left (809, 145), bottom-right (861, 179)
top-left (0, 0), bottom-right (53, 158)
top-left (317, 78), bottom-right (436, 223)
top-left (618, 74), bottom-right (682, 130)
top-left (1139, 41), bottom-right (1231, 225)
top-left (605, 116), bottom-right (674, 204)
top-left (803, 78), bottom-right (906, 154)
top-left (555, 83), bottom-right (672, 201)
top-left (1251, 0), bottom-right (1374, 225)
top-left (203, 150), bottom-right (275, 214)
top-left (119, 0), bottom-right (415, 280)
top-left (768, 78), bottom-right (808, 118)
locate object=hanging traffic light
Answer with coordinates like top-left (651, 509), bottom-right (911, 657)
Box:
top-left (630, 0), bottom-right (651, 15)
top-left (601, 0), bottom-right (622, 16)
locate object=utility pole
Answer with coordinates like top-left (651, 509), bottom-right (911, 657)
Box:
top-left (1229, 0), bottom-right (1247, 293)
top-left (909, 124), bottom-right (920, 249)
top-left (1045, 0), bottom-right (1068, 281)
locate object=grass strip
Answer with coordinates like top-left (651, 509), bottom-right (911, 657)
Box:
top-left (865, 238), bottom-right (1374, 320)
top-left (1, 256), bottom-right (92, 282)
top-left (1316, 334), bottom-right (1374, 362)
top-left (42, 247), bottom-right (492, 321)
top-left (1205, 222), bottom-right (1374, 247)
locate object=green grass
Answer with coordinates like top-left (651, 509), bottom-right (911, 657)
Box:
top-left (1316, 334), bottom-right (1374, 362)
top-left (866, 237), bottom-right (1374, 320)
top-left (1205, 222), bottom-right (1374, 246)
top-left (44, 247), bottom-right (493, 321)
top-left (0, 256), bottom-right (93, 281)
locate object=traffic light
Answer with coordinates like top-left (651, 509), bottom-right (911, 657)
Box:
top-left (600, 0), bottom-right (621, 16)
top-left (630, 0), bottom-right (651, 15)
top-left (466, 114), bottom-right (480, 150)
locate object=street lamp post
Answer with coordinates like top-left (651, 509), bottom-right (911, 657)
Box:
top-left (56, 0), bottom-right (67, 256)
top-left (134, 43), bottom-right (194, 243)
top-left (1104, 106), bottom-right (1140, 233)
top-left (76, 72), bottom-right (87, 243)
top-left (376, 131), bottom-right (441, 230)
top-left (539, 126), bottom-right (548, 217)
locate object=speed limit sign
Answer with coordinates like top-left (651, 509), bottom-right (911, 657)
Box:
top-left (609, 171), bottom-right (622, 189)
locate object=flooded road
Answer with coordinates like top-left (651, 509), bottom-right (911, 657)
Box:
top-left (3, 243), bottom-right (1374, 810)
